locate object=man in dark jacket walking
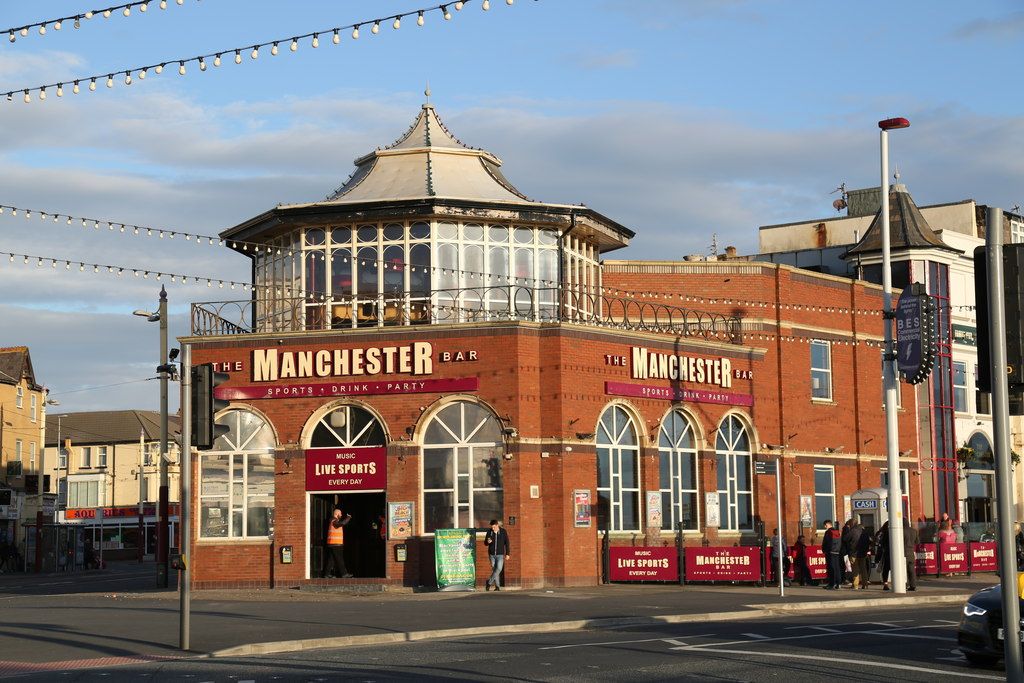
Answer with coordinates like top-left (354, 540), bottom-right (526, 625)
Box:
top-left (903, 518), bottom-right (919, 591)
top-left (484, 519), bottom-right (510, 591)
top-left (847, 517), bottom-right (871, 589)
top-left (821, 520), bottom-right (842, 589)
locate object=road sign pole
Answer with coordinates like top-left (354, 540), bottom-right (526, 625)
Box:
top-left (180, 343), bottom-right (192, 651)
top-left (984, 207), bottom-right (1024, 680)
top-left (776, 462), bottom-right (784, 598)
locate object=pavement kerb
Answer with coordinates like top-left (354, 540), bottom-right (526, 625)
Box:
top-left (209, 591), bottom-right (973, 659)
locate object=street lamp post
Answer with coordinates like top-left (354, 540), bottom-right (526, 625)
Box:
top-left (879, 116), bottom-right (910, 595)
top-left (134, 286), bottom-right (170, 589)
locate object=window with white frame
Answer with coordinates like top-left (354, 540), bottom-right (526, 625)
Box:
top-left (953, 361), bottom-right (968, 413)
top-left (814, 465), bottom-right (835, 529)
top-left (716, 415), bottom-right (753, 531)
top-left (30, 442), bottom-right (36, 470)
top-left (30, 394), bottom-right (37, 422)
top-left (596, 405), bottom-right (641, 532)
top-left (310, 405), bottom-right (386, 448)
top-left (658, 410), bottom-right (699, 531)
top-left (811, 340), bottom-right (832, 400)
top-left (97, 446), bottom-right (108, 468)
top-left (1011, 219), bottom-right (1024, 244)
top-left (15, 386), bottom-right (23, 408)
top-left (68, 478), bottom-right (104, 508)
top-left (57, 445), bottom-right (67, 469)
top-left (80, 446), bottom-right (92, 468)
top-left (421, 401), bottom-right (503, 533)
top-left (199, 409), bottom-right (276, 539)
top-left (16, 439), bottom-right (23, 462)
top-left (880, 468), bottom-right (910, 492)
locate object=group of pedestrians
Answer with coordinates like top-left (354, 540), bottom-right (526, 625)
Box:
top-left (819, 516), bottom-right (918, 591)
top-left (0, 538), bottom-right (23, 573)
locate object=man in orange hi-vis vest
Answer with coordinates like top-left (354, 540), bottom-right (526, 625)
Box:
top-left (325, 508), bottom-right (353, 578)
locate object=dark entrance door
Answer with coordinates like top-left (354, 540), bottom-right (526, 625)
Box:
top-left (310, 492), bottom-right (386, 578)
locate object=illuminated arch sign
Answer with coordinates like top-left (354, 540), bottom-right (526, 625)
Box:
top-left (896, 283), bottom-right (936, 385)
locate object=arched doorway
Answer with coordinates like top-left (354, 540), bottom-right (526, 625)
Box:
top-left (305, 404), bottom-right (388, 578)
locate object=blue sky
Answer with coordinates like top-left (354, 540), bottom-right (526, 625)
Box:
top-left (0, 0), bottom-right (1022, 412)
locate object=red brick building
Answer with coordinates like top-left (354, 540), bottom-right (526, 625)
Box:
top-left (183, 105), bottom-right (920, 589)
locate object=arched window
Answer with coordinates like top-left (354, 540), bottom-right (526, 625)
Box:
top-left (658, 410), bottom-right (699, 531)
top-left (309, 405), bottom-right (386, 448)
top-left (965, 432), bottom-right (993, 469)
top-left (200, 409), bottom-right (276, 539)
top-left (596, 404), bottom-right (640, 531)
top-left (716, 415), bottom-right (752, 531)
top-left (422, 401), bottom-right (503, 533)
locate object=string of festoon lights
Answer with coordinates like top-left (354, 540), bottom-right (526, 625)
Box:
top-left (5, 0), bottom-right (196, 43)
top-left (0, 249), bottom-right (251, 290)
top-left (5, 0), bottom-right (520, 103)
top-left (0, 202), bottom-right (978, 315)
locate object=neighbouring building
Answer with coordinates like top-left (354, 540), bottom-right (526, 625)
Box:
top-left (759, 184), bottom-right (1024, 528)
top-left (42, 410), bottom-right (182, 559)
top-left (0, 346), bottom-right (49, 550)
top-left (181, 103), bottom-right (919, 589)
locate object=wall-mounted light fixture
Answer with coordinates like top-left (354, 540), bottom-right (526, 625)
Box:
top-left (823, 446), bottom-right (844, 454)
top-left (575, 432), bottom-right (595, 440)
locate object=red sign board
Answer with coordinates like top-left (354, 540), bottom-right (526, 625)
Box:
top-left (305, 447), bottom-right (387, 492)
top-left (609, 547), bottom-right (679, 581)
top-left (938, 542), bottom-right (968, 573)
top-left (914, 543), bottom-right (937, 575)
top-left (684, 546), bottom-right (761, 581)
top-left (605, 381), bottom-right (753, 407)
top-left (970, 542), bottom-right (998, 572)
top-left (788, 545), bottom-right (828, 580)
top-left (218, 377), bottom-right (479, 401)
top-left (65, 504), bottom-right (181, 520)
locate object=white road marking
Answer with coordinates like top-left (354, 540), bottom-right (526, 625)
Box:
top-left (673, 645), bottom-right (1002, 680)
top-left (741, 633), bottom-right (769, 639)
top-left (539, 634), bottom-right (715, 650)
top-left (662, 639), bottom-right (689, 647)
top-left (933, 619), bottom-right (960, 625)
top-left (784, 625), bottom-right (841, 633)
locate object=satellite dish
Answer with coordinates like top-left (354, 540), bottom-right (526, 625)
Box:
top-left (833, 198), bottom-right (847, 212)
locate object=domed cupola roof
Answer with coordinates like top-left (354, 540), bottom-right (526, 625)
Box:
top-left (323, 104), bottom-right (534, 205)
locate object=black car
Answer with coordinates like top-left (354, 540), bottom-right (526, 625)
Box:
top-left (958, 582), bottom-right (1024, 665)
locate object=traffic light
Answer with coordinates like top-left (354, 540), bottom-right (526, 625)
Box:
top-left (974, 244), bottom-right (1024, 393)
top-left (190, 363), bottom-right (230, 450)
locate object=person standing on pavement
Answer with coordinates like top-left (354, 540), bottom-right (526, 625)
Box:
top-left (484, 519), bottom-right (510, 591)
top-left (875, 521), bottom-right (890, 591)
top-left (847, 516), bottom-right (871, 589)
top-left (840, 519), bottom-right (854, 586)
top-left (903, 518), bottom-right (919, 591)
top-left (770, 528), bottom-right (792, 587)
top-left (793, 534), bottom-right (812, 586)
top-left (324, 508), bottom-right (353, 579)
top-left (821, 520), bottom-right (843, 590)
top-left (936, 519), bottom-right (957, 545)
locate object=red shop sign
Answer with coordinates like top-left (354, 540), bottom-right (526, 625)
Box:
top-left (685, 546), bottom-right (761, 582)
top-left (65, 504), bottom-right (180, 519)
top-left (305, 447), bottom-right (387, 492)
top-left (788, 545), bottom-right (828, 580)
top-left (914, 543), bottom-right (937, 575)
top-left (970, 542), bottom-right (998, 572)
top-left (938, 542), bottom-right (968, 573)
top-left (605, 381), bottom-right (753, 407)
top-left (609, 547), bottom-right (679, 582)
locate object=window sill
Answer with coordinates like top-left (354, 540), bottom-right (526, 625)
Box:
top-left (197, 537), bottom-right (272, 546)
top-left (811, 398), bottom-right (836, 406)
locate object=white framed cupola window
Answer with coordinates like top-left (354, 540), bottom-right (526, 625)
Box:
top-left (657, 409), bottom-right (699, 531)
top-left (596, 404), bottom-right (640, 532)
top-left (716, 415), bottom-right (753, 531)
top-left (421, 401), bottom-right (504, 534)
top-left (199, 409), bottom-right (276, 539)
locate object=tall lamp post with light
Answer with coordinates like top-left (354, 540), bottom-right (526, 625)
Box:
top-left (134, 285), bottom-right (173, 589)
top-left (878, 116), bottom-right (910, 594)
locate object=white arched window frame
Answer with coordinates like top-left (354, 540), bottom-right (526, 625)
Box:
top-left (658, 410), bottom-right (699, 532)
top-left (421, 401), bottom-right (504, 534)
top-left (596, 404), bottom-right (640, 532)
top-left (715, 415), bottom-right (753, 531)
top-left (307, 404), bottom-right (386, 448)
top-left (199, 409), bottom-right (276, 539)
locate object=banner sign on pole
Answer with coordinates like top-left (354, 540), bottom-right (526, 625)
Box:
top-left (684, 546), bottom-right (761, 582)
top-left (609, 547), bottom-right (678, 582)
top-left (434, 528), bottom-right (476, 591)
top-left (896, 283), bottom-right (936, 385)
top-left (970, 542), bottom-right (998, 572)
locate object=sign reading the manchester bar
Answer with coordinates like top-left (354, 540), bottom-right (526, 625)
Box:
top-left (970, 542), bottom-right (998, 572)
top-left (218, 377), bottom-right (478, 401)
top-left (629, 347), bottom-right (736, 387)
top-left (684, 546), bottom-right (761, 581)
top-left (609, 547), bottom-right (679, 581)
top-left (253, 342), bottom-right (434, 382)
top-left (306, 447), bottom-right (387, 491)
top-left (605, 381), bottom-right (754, 407)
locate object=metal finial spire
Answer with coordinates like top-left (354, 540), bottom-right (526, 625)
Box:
top-left (424, 81), bottom-right (431, 104)
top-left (893, 166), bottom-right (901, 182)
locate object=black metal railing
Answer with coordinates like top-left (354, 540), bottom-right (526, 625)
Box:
top-left (190, 286), bottom-right (742, 342)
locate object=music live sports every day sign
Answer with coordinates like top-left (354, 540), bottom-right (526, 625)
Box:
top-left (609, 547), bottom-right (678, 581)
top-left (305, 447), bottom-right (387, 492)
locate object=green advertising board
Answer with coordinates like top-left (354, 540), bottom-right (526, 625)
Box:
top-left (434, 528), bottom-right (476, 591)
